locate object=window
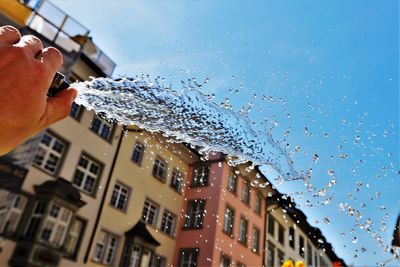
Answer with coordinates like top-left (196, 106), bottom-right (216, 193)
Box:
top-left (73, 154), bottom-right (102, 195)
top-left (25, 201), bottom-right (47, 239)
top-left (254, 194), bottom-right (261, 215)
top-left (277, 249), bottom-right (285, 266)
top-left (151, 254), bottom-right (167, 267)
top-left (141, 199), bottom-right (159, 226)
top-left (93, 230), bottom-right (119, 265)
top-left (252, 226), bottom-right (260, 253)
top-left (64, 217), bottom-right (86, 259)
top-left (238, 216), bottom-right (248, 245)
top-left (314, 250), bottom-right (318, 267)
top-left (241, 182), bottom-right (250, 204)
top-left (170, 169), bottom-right (183, 193)
top-left (184, 199), bottom-right (206, 229)
top-left (160, 210), bottom-right (177, 236)
top-left (192, 165), bottom-right (210, 187)
top-left (278, 224), bottom-right (285, 245)
top-left (307, 242), bottom-right (313, 266)
top-left (289, 226), bottom-right (295, 249)
top-left (90, 115), bottom-right (113, 141)
top-left (220, 255), bottom-right (231, 267)
top-left (227, 172), bottom-right (237, 193)
top-left (0, 191), bottom-right (27, 235)
top-left (131, 142), bottom-right (144, 164)
top-left (69, 102), bottom-right (82, 120)
top-left (299, 235), bottom-right (305, 257)
top-left (110, 182), bottom-right (130, 211)
top-left (33, 132), bottom-right (66, 175)
top-left (267, 214), bottom-right (275, 236)
top-left (39, 203), bottom-right (72, 248)
top-left (223, 206), bottom-right (235, 236)
top-left (152, 157), bottom-right (168, 181)
top-left (178, 248), bottom-right (199, 267)
top-left (266, 241), bottom-right (275, 267)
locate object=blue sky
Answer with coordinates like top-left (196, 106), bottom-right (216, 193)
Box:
top-left (53, 0), bottom-right (399, 265)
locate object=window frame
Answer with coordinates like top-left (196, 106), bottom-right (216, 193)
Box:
top-left (254, 193), bottom-right (262, 215)
top-left (223, 205), bottom-right (235, 237)
top-left (178, 248), bottom-right (199, 267)
top-left (72, 153), bottom-right (103, 197)
top-left (90, 115), bottom-right (114, 142)
top-left (238, 216), bottom-right (248, 245)
top-left (0, 191), bottom-right (27, 236)
top-left (110, 181), bottom-right (131, 212)
top-left (92, 229), bottom-right (120, 266)
top-left (131, 142), bottom-right (145, 165)
top-left (220, 254), bottom-right (232, 267)
top-left (141, 198), bottom-right (159, 227)
top-left (252, 226), bottom-right (260, 253)
top-left (184, 199), bottom-right (206, 230)
top-left (64, 216), bottom-right (87, 261)
top-left (241, 181), bottom-right (250, 205)
top-left (170, 169), bottom-right (184, 193)
top-left (299, 235), bottom-right (305, 257)
top-left (289, 226), bottom-right (295, 249)
top-left (278, 223), bottom-right (285, 245)
top-left (152, 156), bottom-right (168, 182)
top-left (191, 164), bottom-right (210, 187)
top-left (227, 171), bottom-right (238, 193)
top-left (69, 102), bottom-right (83, 121)
top-left (160, 209), bottom-right (177, 237)
top-left (32, 131), bottom-right (68, 176)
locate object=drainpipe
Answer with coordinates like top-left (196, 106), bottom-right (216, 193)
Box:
top-left (84, 125), bottom-right (127, 263)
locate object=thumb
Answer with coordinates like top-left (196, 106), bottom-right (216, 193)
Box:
top-left (40, 88), bottom-right (78, 128)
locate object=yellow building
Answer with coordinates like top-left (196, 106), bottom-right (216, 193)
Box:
top-left (85, 128), bottom-right (199, 267)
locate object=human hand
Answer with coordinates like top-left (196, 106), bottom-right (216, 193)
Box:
top-left (0, 25), bottom-right (77, 155)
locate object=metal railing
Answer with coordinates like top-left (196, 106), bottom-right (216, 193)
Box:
top-left (22, 0), bottom-right (116, 76)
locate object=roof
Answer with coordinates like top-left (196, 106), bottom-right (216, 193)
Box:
top-left (33, 177), bottom-right (86, 208)
top-left (125, 221), bottom-right (160, 246)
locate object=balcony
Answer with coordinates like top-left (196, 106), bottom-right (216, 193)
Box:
top-left (0, 0), bottom-right (115, 76)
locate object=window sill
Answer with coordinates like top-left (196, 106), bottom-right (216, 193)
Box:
top-left (222, 230), bottom-right (234, 239)
top-left (189, 184), bottom-right (209, 189)
top-left (109, 204), bottom-right (128, 214)
top-left (159, 229), bottom-right (176, 240)
top-left (183, 226), bottom-right (203, 231)
top-left (237, 240), bottom-right (248, 248)
top-left (152, 175), bottom-right (167, 184)
top-left (169, 185), bottom-right (183, 195)
top-left (227, 189), bottom-right (238, 196)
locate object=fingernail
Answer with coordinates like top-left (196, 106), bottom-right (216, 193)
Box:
top-left (71, 89), bottom-right (78, 101)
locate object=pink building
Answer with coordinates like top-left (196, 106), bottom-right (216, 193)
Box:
top-left (173, 153), bottom-right (266, 267)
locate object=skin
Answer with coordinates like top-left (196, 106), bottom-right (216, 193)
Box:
top-left (0, 25), bottom-right (77, 156)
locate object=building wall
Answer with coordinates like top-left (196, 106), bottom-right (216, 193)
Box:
top-left (87, 130), bottom-right (197, 267)
top-left (173, 160), bottom-right (223, 266)
top-left (213, 163), bottom-right (266, 267)
top-left (266, 207), bottom-right (333, 266)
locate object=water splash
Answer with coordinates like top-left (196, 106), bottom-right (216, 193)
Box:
top-left (72, 76), bottom-right (298, 180)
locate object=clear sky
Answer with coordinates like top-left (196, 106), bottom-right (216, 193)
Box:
top-left (53, 0), bottom-right (399, 265)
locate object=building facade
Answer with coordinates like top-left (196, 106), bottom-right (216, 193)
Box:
top-left (0, 1), bottom-right (122, 267)
top-left (0, 1), bottom-right (346, 267)
top-left (85, 128), bottom-right (199, 267)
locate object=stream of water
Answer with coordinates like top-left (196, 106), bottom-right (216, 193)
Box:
top-left (72, 76), bottom-right (299, 180)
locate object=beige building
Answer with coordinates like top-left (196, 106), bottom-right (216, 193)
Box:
top-left (0, 1), bottom-right (122, 267)
top-left (85, 128), bottom-right (199, 267)
top-left (265, 192), bottom-right (346, 266)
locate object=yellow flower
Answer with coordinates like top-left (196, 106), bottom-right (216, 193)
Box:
top-left (295, 260), bottom-right (306, 267)
top-left (281, 260), bottom-right (294, 267)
